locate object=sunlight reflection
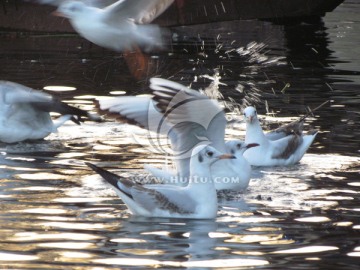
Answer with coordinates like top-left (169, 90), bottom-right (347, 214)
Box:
top-left (226, 234), bottom-right (283, 244)
top-left (38, 242), bottom-right (95, 249)
top-left (13, 186), bottom-right (57, 191)
top-left (295, 216), bottom-right (331, 222)
top-left (348, 182), bottom-right (360, 187)
top-left (333, 222), bottom-right (353, 227)
top-left (305, 257), bottom-right (321, 261)
top-left (93, 258), bottom-right (269, 267)
top-left (60, 251), bottom-right (93, 259)
top-left (0, 252), bottom-right (38, 261)
top-left (110, 90), bottom-right (126, 95)
top-left (10, 232), bottom-right (101, 242)
top-left (141, 231), bottom-right (170, 236)
top-left (16, 208), bottom-right (68, 214)
top-left (39, 221), bottom-right (109, 230)
top-left (247, 227), bottom-right (282, 232)
top-left (116, 249), bottom-right (164, 256)
top-left (15, 172), bottom-right (64, 180)
top-left (218, 216), bottom-right (280, 223)
top-left (111, 238), bottom-right (147, 243)
top-left (53, 197), bottom-right (109, 203)
top-left (272, 246), bottom-right (338, 254)
top-left (44, 86), bottom-right (76, 91)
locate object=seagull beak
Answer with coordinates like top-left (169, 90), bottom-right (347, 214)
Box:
top-left (248, 115), bottom-right (254, 123)
top-left (218, 154), bottom-right (236, 160)
top-left (246, 143), bottom-right (259, 149)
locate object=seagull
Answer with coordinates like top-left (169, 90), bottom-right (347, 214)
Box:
top-left (243, 106), bottom-right (318, 166)
top-left (96, 78), bottom-right (259, 191)
top-left (53, 0), bottom-right (174, 51)
top-left (0, 81), bottom-right (101, 143)
top-left (86, 145), bottom-right (235, 219)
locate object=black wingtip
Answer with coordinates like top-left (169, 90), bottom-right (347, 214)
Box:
top-left (85, 162), bottom-right (120, 189)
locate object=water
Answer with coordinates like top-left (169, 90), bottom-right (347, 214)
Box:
top-left (1, 0), bottom-right (360, 269)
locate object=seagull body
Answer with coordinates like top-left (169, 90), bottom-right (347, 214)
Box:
top-left (87, 145), bottom-right (235, 219)
top-left (243, 106), bottom-right (317, 166)
top-left (97, 78), bottom-right (258, 191)
top-left (55, 0), bottom-right (174, 51)
top-left (0, 81), bottom-right (101, 143)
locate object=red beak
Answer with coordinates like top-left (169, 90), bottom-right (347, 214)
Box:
top-left (246, 143), bottom-right (259, 149)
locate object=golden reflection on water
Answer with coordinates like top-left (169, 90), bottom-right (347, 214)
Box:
top-left (295, 216), bottom-right (331, 223)
top-left (0, 89), bottom-right (358, 270)
top-left (225, 234), bottom-right (284, 244)
top-left (272, 246), bottom-right (338, 254)
top-left (38, 242), bottom-right (96, 249)
top-left (93, 258), bottom-right (270, 268)
top-left (9, 232), bottom-right (102, 242)
top-left (15, 172), bottom-right (65, 180)
top-left (0, 252), bottom-right (38, 261)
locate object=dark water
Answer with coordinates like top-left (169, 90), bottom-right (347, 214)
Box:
top-left (0, 1), bottom-right (360, 269)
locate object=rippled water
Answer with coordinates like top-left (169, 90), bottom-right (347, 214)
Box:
top-left (1, 1), bottom-right (360, 269)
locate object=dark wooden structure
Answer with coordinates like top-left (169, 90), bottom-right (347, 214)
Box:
top-left (0, 0), bottom-right (345, 32)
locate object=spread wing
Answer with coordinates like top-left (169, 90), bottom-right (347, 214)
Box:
top-left (95, 96), bottom-right (171, 133)
top-left (104, 0), bottom-right (174, 24)
top-left (0, 81), bottom-right (101, 123)
top-left (150, 78), bottom-right (227, 152)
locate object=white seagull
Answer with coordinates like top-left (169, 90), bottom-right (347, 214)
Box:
top-left (53, 0), bottom-right (174, 51)
top-left (86, 145), bottom-right (235, 219)
top-left (243, 106), bottom-right (318, 166)
top-left (96, 78), bottom-right (258, 191)
top-left (0, 81), bottom-right (101, 143)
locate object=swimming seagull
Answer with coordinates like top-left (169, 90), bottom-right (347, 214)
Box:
top-left (53, 0), bottom-right (174, 51)
top-left (0, 81), bottom-right (101, 143)
top-left (96, 78), bottom-right (259, 191)
top-left (243, 106), bottom-right (318, 166)
top-left (86, 145), bottom-right (235, 219)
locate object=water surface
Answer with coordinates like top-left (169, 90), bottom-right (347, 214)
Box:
top-left (0, 1), bottom-right (359, 269)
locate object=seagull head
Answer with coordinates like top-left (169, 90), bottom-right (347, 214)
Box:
top-left (191, 145), bottom-right (236, 167)
top-left (53, 1), bottom-right (89, 18)
top-left (243, 106), bottom-right (258, 124)
top-left (226, 140), bottom-right (259, 156)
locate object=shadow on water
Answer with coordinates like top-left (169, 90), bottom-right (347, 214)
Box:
top-left (0, 0), bottom-right (360, 269)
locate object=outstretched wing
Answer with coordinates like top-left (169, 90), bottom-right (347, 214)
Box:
top-left (95, 96), bottom-right (170, 132)
top-left (150, 78), bottom-right (227, 152)
top-left (0, 81), bottom-right (101, 124)
top-left (104, 0), bottom-right (174, 24)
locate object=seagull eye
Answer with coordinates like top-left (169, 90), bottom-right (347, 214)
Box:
top-left (236, 143), bottom-right (241, 149)
top-left (206, 151), bottom-right (214, 157)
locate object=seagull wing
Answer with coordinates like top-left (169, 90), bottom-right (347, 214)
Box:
top-left (0, 81), bottom-right (101, 124)
top-left (103, 0), bottom-right (174, 24)
top-left (131, 185), bottom-right (196, 214)
top-left (270, 134), bottom-right (303, 160)
top-left (150, 78), bottom-right (227, 152)
top-left (96, 96), bottom-right (170, 133)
